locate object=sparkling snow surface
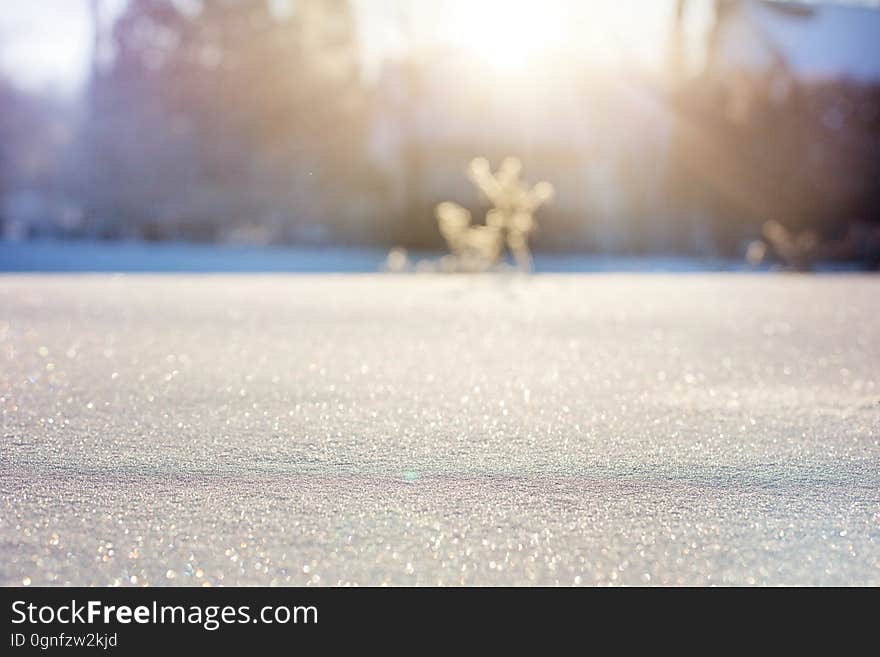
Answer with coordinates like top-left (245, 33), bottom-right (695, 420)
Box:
top-left (1, 275), bottom-right (878, 586)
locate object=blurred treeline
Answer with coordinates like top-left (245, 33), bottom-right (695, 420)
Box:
top-left (1, 0), bottom-right (879, 267)
top-left (84, 0), bottom-right (377, 244)
top-left (667, 76), bottom-right (880, 266)
top-left (2, 0), bottom-right (380, 245)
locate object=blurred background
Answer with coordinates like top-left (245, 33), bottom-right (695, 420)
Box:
top-left (1, 0), bottom-right (879, 270)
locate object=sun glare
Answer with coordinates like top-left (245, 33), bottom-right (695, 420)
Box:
top-left (447, 0), bottom-right (567, 71)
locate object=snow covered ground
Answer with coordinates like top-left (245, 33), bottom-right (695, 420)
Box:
top-left (1, 274), bottom-right (878, 586)
top-left (0, 239), bottom-right (753, 273)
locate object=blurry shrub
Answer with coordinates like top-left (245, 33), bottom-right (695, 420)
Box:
top-left (431, 157), bottom-right (553, 272)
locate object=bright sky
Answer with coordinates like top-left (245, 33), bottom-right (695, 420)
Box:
top-left (0, 0), bottom-right (96, 93)
top-left (390, 0), bottom-right (690, 71)
top-left (2, 0), bottom-right (869, 95)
